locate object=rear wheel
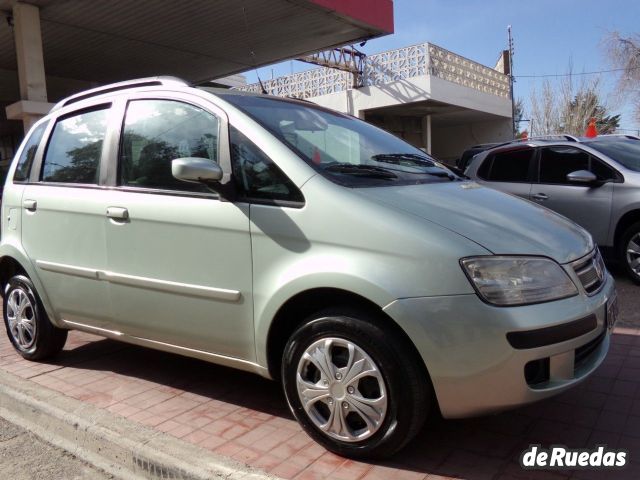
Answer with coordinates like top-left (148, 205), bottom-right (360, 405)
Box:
top-left (3, 275), bottom-right (67, 360)
top-left (281, 308), bottom-right (430, 459)
top-left (619, 221), bottom-right (640, 284)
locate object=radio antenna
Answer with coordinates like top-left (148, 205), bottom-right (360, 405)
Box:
top-left (242, 4), bottom-right (268, 94)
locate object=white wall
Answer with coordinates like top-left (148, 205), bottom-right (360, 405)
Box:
top-left (305, 74), bottom-right (513, 163)
top-left (431, 119), bottom-right (513, 163)
top-left (308, 75), bottom-right (512, 120)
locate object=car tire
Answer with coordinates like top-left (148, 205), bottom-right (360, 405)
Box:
top-left (281, 308), bottom-right (431, 459)
top-left (619, 221), bottom-right (640, 284)
top-left (3, 275), bottom-right (67, 360)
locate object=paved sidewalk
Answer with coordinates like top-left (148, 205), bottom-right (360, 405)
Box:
top-left (1, 325), bottom-right (639, 480)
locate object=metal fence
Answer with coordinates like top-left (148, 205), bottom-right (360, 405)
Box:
top-left (236, 42), bottom-right (510, 100)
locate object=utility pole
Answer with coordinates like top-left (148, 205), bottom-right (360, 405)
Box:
top-left (508, 25), bottom-right (516, 137)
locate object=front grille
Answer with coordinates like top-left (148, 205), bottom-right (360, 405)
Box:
top-left (571, 249), bottom-right (606, 295)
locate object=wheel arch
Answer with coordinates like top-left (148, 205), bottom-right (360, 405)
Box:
top-left (264, 287), bottom-right (431, 386)
top-left (0, 256), bottom-right (28, 297)
top-left (0, 246), bottom-right (59, 326)
top-left (614, 209), bottom-right (640, 248)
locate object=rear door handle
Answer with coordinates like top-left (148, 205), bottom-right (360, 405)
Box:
top-left (532, 193), bottom-right (549, 201)
top-left (106, 207), bottom-right (129, 220)
top-left (23, 199), bottom-right (37, 211)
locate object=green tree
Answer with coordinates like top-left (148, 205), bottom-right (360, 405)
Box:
top-left (514, 98), bottom-right (526, 136)
top-left (567, 91), bottom-right (620, 134)
top-left (530, 73), bottom-right (620, 136)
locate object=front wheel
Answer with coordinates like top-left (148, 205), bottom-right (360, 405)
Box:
top-left (619, 221), bottom-right (640, 284)
top-left (3, 275), bottom-right (67, 360)
top-left (281, 309), bottom-right (430, 459)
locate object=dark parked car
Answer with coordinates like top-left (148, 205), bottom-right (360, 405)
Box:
top-left (456, 143), bottom-right (506, 171)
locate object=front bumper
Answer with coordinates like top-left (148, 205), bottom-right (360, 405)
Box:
top-left (383, 272), bottom-right (615, 418)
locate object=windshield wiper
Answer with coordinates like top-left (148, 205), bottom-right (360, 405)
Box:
top-left (371, 153), bottom-right (458, 181)
top-left (371, 154), bottom-right (457, 180)
top-left (371, 153), bottom-right (435, 166)
top-left (324, 163), bottom-right (397, 179)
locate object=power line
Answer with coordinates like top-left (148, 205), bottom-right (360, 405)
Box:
top-left (516, 66), bottom-right (640, 79)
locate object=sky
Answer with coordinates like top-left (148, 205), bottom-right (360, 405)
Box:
top-left (245, 0), bottom-right (640, 133)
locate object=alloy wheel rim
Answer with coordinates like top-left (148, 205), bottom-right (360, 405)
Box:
top-left (6, 288), bottom-right (36, 350)
top-left (296, 337), bottom-right (388, 442)
top-left (627, 233), bottom-right (640, 276)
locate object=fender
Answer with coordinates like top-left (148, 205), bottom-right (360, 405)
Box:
top-left (253, 269), bottom-right (397, 369)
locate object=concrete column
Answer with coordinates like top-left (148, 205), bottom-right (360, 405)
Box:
top-left (6, 3), bottom-right (53, 132)
top-left (421, 115), bottom-right (432, 154)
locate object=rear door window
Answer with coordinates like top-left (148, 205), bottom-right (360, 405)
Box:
top-left (42, 108), bottom-right (109, 184)
top-left (482, 148), bottom-right (534, 182)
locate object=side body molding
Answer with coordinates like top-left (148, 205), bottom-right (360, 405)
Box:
top-left (35, 260), bottom-right (241, 302)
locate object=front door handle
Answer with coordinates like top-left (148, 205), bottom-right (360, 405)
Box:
top-left (106, 207), bottom-right (129, 220)
top-left (23, 199), bottom-right (37, 211)
top-left (532, 193), bottom-right (549, 201)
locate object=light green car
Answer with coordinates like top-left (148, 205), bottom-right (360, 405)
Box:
top-left (0, 77), bottom-right (617, 459)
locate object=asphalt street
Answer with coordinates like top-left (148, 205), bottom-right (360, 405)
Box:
top-left (0, 416), bottom-right (113, 480)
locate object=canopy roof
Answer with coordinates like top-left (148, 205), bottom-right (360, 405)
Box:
top-left (0, 0), bottom-right (393, 84)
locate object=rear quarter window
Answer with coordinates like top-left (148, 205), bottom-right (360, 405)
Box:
top-left (13, 122), bottom-right (48, 182)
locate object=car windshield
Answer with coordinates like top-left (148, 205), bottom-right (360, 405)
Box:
top-left (216, 93), bottom-right (458, 187)
top-left (584, 139), bottom-right (640, 172)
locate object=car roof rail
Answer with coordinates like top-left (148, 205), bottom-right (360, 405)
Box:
top-left (590, 133), bottom-right (640, 140)
top-left (51, 76), bottom-right (190, 112)
top-left (509, 134), bottom-right (580, 143)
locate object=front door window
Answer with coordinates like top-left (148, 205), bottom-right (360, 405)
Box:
top-left (120, 100), bottom-right (219, 193)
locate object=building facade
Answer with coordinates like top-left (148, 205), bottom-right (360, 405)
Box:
top-left (238, 43), bottom-right (513, 163)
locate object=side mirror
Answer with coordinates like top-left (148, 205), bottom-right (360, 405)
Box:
top-left (171, 157), bottom-right (223, 183)
top-left (566, 170), bottom-right (597, 185)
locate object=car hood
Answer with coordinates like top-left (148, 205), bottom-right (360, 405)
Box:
top-left (356, 181), bottom-right (594, 264)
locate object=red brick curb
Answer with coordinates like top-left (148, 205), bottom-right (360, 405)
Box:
top-left (0, 366), bottom-right (277, 480)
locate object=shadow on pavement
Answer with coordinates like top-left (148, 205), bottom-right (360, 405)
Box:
top-left (17, 326), bottom-right (637, 480)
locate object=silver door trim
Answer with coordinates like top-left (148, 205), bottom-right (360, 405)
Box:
top-left (60, 319), bottom-right (267, 377)
top-left (36, 260), bottom-right (100, 279)
top-left (35, 260), bottom-right (241, 302)
top-left (101, 271), bottom-right (241, 301)
top-left (62, 319), bottom-right (124, 336)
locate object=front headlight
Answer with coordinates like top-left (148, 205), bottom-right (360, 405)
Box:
top-left (460, 256), bottom-right (578, 306)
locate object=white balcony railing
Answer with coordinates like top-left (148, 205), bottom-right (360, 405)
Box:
top-left (236, 43), bottom-right (510, 99)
